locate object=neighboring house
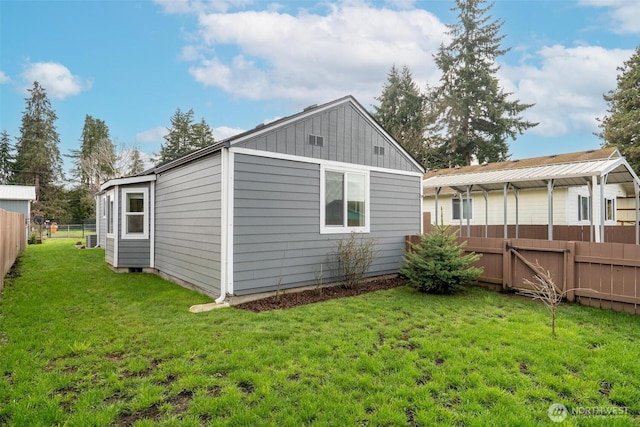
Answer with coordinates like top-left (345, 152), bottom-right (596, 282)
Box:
top-left (0, 185), bottom-right (36, 240)
top-left (422, 148), bottom-right (640, 242)
top-left (97, 96), bottom-right (425, 301)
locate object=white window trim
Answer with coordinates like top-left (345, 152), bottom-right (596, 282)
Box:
top-left (106, 190), bottom-right (116, 238)
top-left (605, 197), bottom-right (615, 222)
top-left (121, 187), bottom-right (149, 240)
top-left (320, 164), bottom-right (370, 234)
top-left (452, 197), bottom-right (473, 221)
top-left (102, 195), bottom-right (107, 218)
top-left (578, 194), bottom-right (591, 222)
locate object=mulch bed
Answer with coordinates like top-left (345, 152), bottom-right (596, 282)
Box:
top-left (234, 276), bottom-right (407, 312)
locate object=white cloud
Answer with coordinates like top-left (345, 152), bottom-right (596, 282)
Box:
top-left (135, 126), bottom-right (168, 143)
top-left (501, 45), bottom-right (633, 138)
top-left (579, 0), bottom-right (640, 34)
top-left (182, 3), bottom-right (447, 106)
top-left (213, 126), bottom-right (244, 140)
top-left (21, 62), bottom-right (91, 99)
top-left (0, 71), bottom-right (10, 84)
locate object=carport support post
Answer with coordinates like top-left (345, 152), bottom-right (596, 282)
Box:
top-left (547, 179), bottom-right (554, 240)
top-left (600, 174), bottom-right (608, 243)
top-left (458, 192), bottom-right (463, 237)
top-left (466, 185), bottom-right (471, 237)
top-left (588, 178), bottom-right (594, 242)
top-left (635, 181), bottom-right (639, 245)
top-left (434, 187), bottom-right (441, 227)
top-left (515, 188), bottom-right (520, 239)
top-left (483, 190), bottom-right (489, 238)
top-left (503, 183), bottom-right (508, 239)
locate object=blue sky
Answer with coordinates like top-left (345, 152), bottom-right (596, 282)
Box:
top-left (1, 0), bottom-right (638, 174)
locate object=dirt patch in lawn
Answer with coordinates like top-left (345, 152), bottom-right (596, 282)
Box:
top-left (235, 276), bottom-right (406, 312)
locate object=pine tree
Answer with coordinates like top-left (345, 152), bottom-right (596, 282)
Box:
top-left (598, 46), bottom-right (640, 174)
top-left (0, 130), bottom-right (14, 184)
top-left (373, 65), bottom-right (428, 165)
top-left (427, 0), bottom-right (537, 166)
top-left (159, 109), bottom-right (215, 162)
top-left (128, 148), bottom-right (145, 175)
top-left (69, 114), bottom-right (117, 194)
top-left (13, 81), bottom-right (64, 211)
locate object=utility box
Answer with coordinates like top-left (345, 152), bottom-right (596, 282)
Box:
top-left (86, 234), bottom-right (98, 248)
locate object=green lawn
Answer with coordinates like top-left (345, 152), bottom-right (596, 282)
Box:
top-left (1, 240), bottom-right (639, 426)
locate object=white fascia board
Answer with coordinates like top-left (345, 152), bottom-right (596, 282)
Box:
top-left (100, 175), bottom-right (156, 192)
top-left (229, 147), bottom-right (424, 178)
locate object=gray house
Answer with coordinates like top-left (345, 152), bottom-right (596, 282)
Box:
top-left (97, 96), bottom-right (425, 302)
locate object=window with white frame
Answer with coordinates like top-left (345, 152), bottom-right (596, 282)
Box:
top-left (121, 188), bottom-right (148, 239)
top-left (605, 198), bottom-right (615, 221)
top-left (452, 198), bottom-right (472, 220)
top-left (102, 196), bottom-right (107, 218)
top-left (578, 195), bottom-right (590, 221)
top-left (321, 166), bottom-right (369, 233)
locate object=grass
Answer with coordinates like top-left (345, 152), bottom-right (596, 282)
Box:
top-left (1, 239), bottom-right (639, 426)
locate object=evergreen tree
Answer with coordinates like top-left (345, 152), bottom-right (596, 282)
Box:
top-left (598, 46), bottom-right (640, 174)
top-left (427, 0), bottom-right (537, 166)
top-left (13, 81), bottom-right (64, 214)
top-left (373, 65), bottom-right (428, 165)
top-left (69, 114), bottom-right (117, 194)
top-left (0, 130), bottom-right (14, 184)
top-left (159, 108), bottom-right (215, 162)
top-left (128, 148), bottom-right (145, 175)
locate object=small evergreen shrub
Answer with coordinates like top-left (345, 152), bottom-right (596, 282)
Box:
top-left (401, 225), bottom-right (483, 294)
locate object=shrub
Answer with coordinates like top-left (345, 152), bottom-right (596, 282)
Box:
top-left (332, 232), bottom-right (377, 289)
top-left (401, 225), bottom-right (483, 294)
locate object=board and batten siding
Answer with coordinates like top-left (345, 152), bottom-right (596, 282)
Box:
top-left (232, 102), bottom-right (419, 173)
top-left (154, 154), bottom-right (223, 297)
top-left (232, 153), bottom-right (421, 295)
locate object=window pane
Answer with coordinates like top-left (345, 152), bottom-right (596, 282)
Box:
top-left (127, 193), bottom-right (144, 213)
top-left (606, 199), bottom-right (614, 221)
top-left (452, 199), bottom-right (461, 220)
top-left (347, 173), bottom-right (365, 227)
top-left (579, 196), bottom-right (590, 221)
top-left (108, 198), bottom-right (113, 233)
top-left (325, 171), bottom-right (344, 226)
top-left (127, 214), bottom-right (144, 234)
top-left (463, 199), bottom-right (472, 219)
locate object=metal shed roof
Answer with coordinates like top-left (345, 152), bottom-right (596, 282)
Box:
top-left (423, 148), bottom-right (640, 193)
top-left (0, 185), bottom-right (36, 201)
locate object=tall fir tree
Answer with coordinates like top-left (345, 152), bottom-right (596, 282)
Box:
top-left (0, 130), bottom-right (14, 184)
top-left (598, 46), bottom-right (640, 174)
top-left (128, 148), bottom-right (145, 175)
top-left (13, 81), bottom-right (64, 215)
top-left (373, 65), bottom-right (428, 165)
top-left (159, 108), bottom-right (215, 162)
top-left (427, 0), bottom-right (537, 167)
top-left (69, 115), bottom-right (117, 194)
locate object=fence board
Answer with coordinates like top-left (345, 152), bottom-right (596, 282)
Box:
top-left (1, 209), bottom-right (26, 293)
top-left (407, 233), bottom-right (640, 315)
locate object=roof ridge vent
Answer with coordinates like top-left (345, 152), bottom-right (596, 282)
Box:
top-left (303, 104), bottom-right (317, 111)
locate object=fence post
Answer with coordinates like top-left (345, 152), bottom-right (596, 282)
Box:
top-left (565, 241), bottom-right (576, 302)
top-left (502, 239), bottom-right (511, 291)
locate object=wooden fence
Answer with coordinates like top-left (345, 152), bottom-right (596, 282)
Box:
top-left (441, 224), bottom-right (637, 244)
top-left (406, 234), bottom-right (640, 315)
top-left (1, 209), bottom-right (26, 293)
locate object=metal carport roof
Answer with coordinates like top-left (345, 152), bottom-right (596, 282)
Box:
top-left (422, 148), bottom-right (640, 243)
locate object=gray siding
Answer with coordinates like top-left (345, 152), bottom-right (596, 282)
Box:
top-left (106, 237), bottom-right (114, 265)
top-left (233, 102), bottom-right (421, 173)
top-left (155, 154), bottom-right (222, 297)
top-left (116, 184), bottom-right (151, 268)
top-left (97, 195), bottom-right (107, 248)
top-left (0, 200), bottom-right (29, 217)
top-left (232, 154), bottom-right (421, 295)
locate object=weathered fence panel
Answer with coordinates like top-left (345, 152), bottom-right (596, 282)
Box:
top-left (1, 209), bottom-right (26, 293)
top-left (406, 233), bottom-right (640, 315)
